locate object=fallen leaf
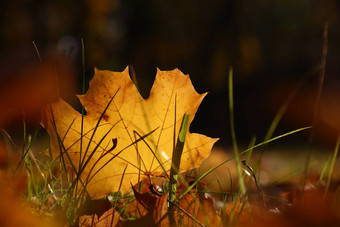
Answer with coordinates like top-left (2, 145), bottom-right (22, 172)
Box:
top-left (125, 178), bottom-right (220, 227)
top-left (78, 196), bottom-right (113, 219)
top-left (42, 67), bottom-right (218, 199)
top-left (79, 214), bottom-right (97, 227)
top-left (176, 189), bottom-right (220, 226)
top-left (129, 181), bottom-right (169, 226)
top-left (79, 208), bottom-right (122, 227)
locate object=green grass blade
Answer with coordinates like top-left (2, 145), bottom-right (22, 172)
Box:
top-left (78, 38), bottom-right (86, 192)
top-left (254, 65), bottom-right (320, 182)
top-left (169, 113), bottom-right (189, 208)
top-left (324, 135), bottom-right (340, 197)
top-left (32, 41), bottom-right (43, 64)
top-left (132, 129), bottom-right (169, 179)
top-left (87, 127), bottom-right (159, 184)
top-left (263, 65), bottom-right (320, 143)
top-left (249, 127), bottom-right (311, 151)
top-left (303, 23), bottom-right (328, 188)
top-left (80, 88), bottom-right (120, 168)
top-left (319, 154), bottom-right (331, 184)
top-left (68, 123), bottom-right (120, 201)
top-left (245, 136), bottom-right (256, 165)
top-left (228, 67), bottom-right (246, 195)
top-left (50, 110), bottom-right (78, 178)
top-left (176, 126), bottom-right (311, 202)
top-left (12, 128), bottom-right (38, 179)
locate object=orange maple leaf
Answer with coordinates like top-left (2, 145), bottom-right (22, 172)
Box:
top-left (42, 67), bottom-right (218, 199)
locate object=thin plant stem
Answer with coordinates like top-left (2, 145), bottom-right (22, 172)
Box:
top-left (228, 67), bottom-right (246, 195)
top-left (176, 126), bottom-right (311, 203)
top-left (319, 154), bottom-right (331, 184)
top-left (324, 135), bottom-right (340, 197)
top-left (303, 22), bottom-right (328, 188)
top-left (32, 41), bottom-right (43, 64)
top-left (77, 38), bottom-right (86, 196)
top-left (168, 113), bottom-right (190, 224)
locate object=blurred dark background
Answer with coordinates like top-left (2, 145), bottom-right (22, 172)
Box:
top-left (1, 0), bottom-right (340, 148)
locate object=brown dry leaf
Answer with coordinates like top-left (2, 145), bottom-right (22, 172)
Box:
top-left (176, 189), bottom-right (220, 226)
top-left (79, 214), bottom-right (98, 227)
top-left (125, 179), bottom-right (220, 226)
top-left (127, 182), bottom-right (169, 226)
top-left (42, 67), bottom-right (217, 199)
top-left (79, 208), bottom-right (122, 227)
